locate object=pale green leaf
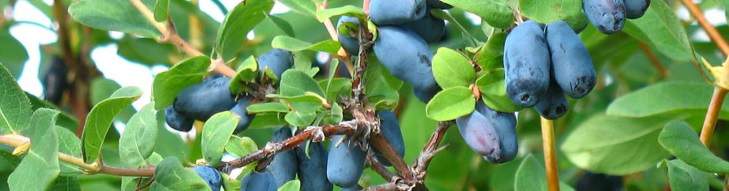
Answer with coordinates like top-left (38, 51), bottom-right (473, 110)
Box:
top-left (82, 87), bottom-right (143, 163)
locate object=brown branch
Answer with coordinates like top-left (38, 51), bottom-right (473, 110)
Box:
top-left (369, 134), bottom-right (413, 181)
top-left (540, 118), bottom-right (560, 191)
top-left (637, 42), bottom-right (667, 79)
top-left (366, 151), bottom-right (396, 181)
top-left (412, 122), bottom-right (451, 180)
top-left (216, 120), bottom-right (362, 172)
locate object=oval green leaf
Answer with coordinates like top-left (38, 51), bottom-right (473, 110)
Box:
top-left (658, 121), bottom-right (729, 173)
top-left (425, 87), bottom-right (476, 121)
top-left (432, 48), bottom-right (476, 89)
top-left (561, 114), bottom-right (670, 175)
top-left (82, 87), bottom-right (143, 163)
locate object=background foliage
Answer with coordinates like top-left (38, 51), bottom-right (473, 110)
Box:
top-left (1, 0), bottom-right (729, 190)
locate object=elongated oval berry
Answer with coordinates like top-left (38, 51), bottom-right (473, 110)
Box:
top-left (373, 26), bottom-right (439, 102)
top-left (337, 16), bottom-right (361, 55)
top-left (258, 49), bottom-right (294, 78)
top-left (42, 57), bottom-right (68, 104)
top-left (583, 0), bottom-right (626, 34)
top-left (375, 111), bottom-right (405, 166)
top-left (193, 166), bottom-right (222, 191)
top-left (535, 81), bottom-right (569, 120)
top-left (403, 11), bottom-right (446, 43)
top-left (370, 0), bottom-right (427, 25)
top-left (164, 106), bottom-right (194, 132)
top-left (575, 172), bottom-right (623, 191)
top-left (296, 142), bottom-right (333, 191)
top-left (504, 20), bottom-right (550, 107)
top-left (230, 98), bottom-right (252, 133)
top-left (456, 102), bottom-right (517, 163)
top-left (268, 128), bottom-right (298, 187)
top-left (241, 170), bottom-right (277, 191)
top-left (174, 76), bottom-right (236, 120)
top-left (625, 0), bottom-right (650, 19)
top-left (326, 135), bottom-right (365, 187)
top-left (546, 21), bottom-right (596, 98)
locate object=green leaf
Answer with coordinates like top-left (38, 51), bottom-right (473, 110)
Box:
top-left (364, 60), bottom-right (403, 110)
top-left (0, 63), bottom-right (33, 134)
top-left (426, 87), bottom-right (476, 121)
top-left (267, 15), bottom-right (296, 37)
top-left (477, 69), bottom-right (520, 112)
top-left (623, 0), bottom-right (692, 61)
top-left (117, 36), bottom-right (176, 66)
top-left (68, 0), bottom-right (160, 37)
top-left (0, 28), bottom-right (29, 77)
top-left (277, 179), bottom-right (301, 191)
top-left (119, 104), bottom-right (160, 167)
top-left (57, 127), bottom-right (82, 175)
top-left (514, 155), bottom-right (574, 191)
top-left (278, 0), bottom-right (316, 16)
top-left (284, 110), bottom-right (317, 127)
top-left (607, 82), bottom-right (729, 118)
top-left (153, 56), bottom-right (211, 110)
top-left (321, 103), bottom-right (343, 125)
top-left (247, 102), bottom-right (289, 113)
top-left (225, 136), bottom-right (258, 157)
top-left (150, 157), bottom-right (211, 191)
top-left (518, 0), bottom-right (587, 30)
top-left (216, 0), bottom-right (274, 61)
top-left (561, 114), bottom-right (670, 175)
top-left (271, 36), bottom-right (341, 53)
top-left (90, 78), bottom-right (122, 105)
top-left (82, 87), bottom-right (143, 163)
top-left (315, 5), bottom-right (365, 22)
top-left (280, 70), bottom-right (325, 97)
top-left (432, 48), bottom-right (476, 89)
top-left (154, 0), bottom-right (169, 22)
top-left (202, 112), bottom-right (239, 166)
top-left (249, 112), bottom-right (287, 129)
top-left (230, 56), bottom-right (259, 94)
top-left (666, 159), bottom-right (710, 191)
top-left (658, 121), bottom-right (729, 173)
top-left (439, 0), bottom-right (514, 28)
top-left (319, 78), bottom-right (352, 102)
top-left (8, 108), bottom-right (60, 191)
top-left (474, 32), bottom-right (506, 70)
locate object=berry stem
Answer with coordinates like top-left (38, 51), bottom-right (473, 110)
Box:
top-left (679, 0), bottom-right (729, 147)
top-left (540, 117), bottom-right (560, 191)
top-left (700, 88), bottom-right (726, 145)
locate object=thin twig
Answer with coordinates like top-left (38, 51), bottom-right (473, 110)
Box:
top-left (0, 134), bottom-right (155, 177)
top-left (413, 122), bottom-right (451, 180)
top-left (128, 0), bottom-right (236, 77)
top-left (216, 120), bottom-right (362, 172)
top-left (701, 89), bottom-right (726, 145)
top-left (540, 118), bottom-right (559, 191)
top-left (680, 0), bottom-right (729, 147)
top-left (637, 42), bottom-right (667, 79)
top-left (315, 0), bottom-right (355, 76)
top-left (366, 151), bottom-right (397, 181)
top-left (680, 0), bottom-right (729, 56)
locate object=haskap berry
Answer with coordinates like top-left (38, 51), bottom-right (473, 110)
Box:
top-left (504, 20), bottom-right (551, 107)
